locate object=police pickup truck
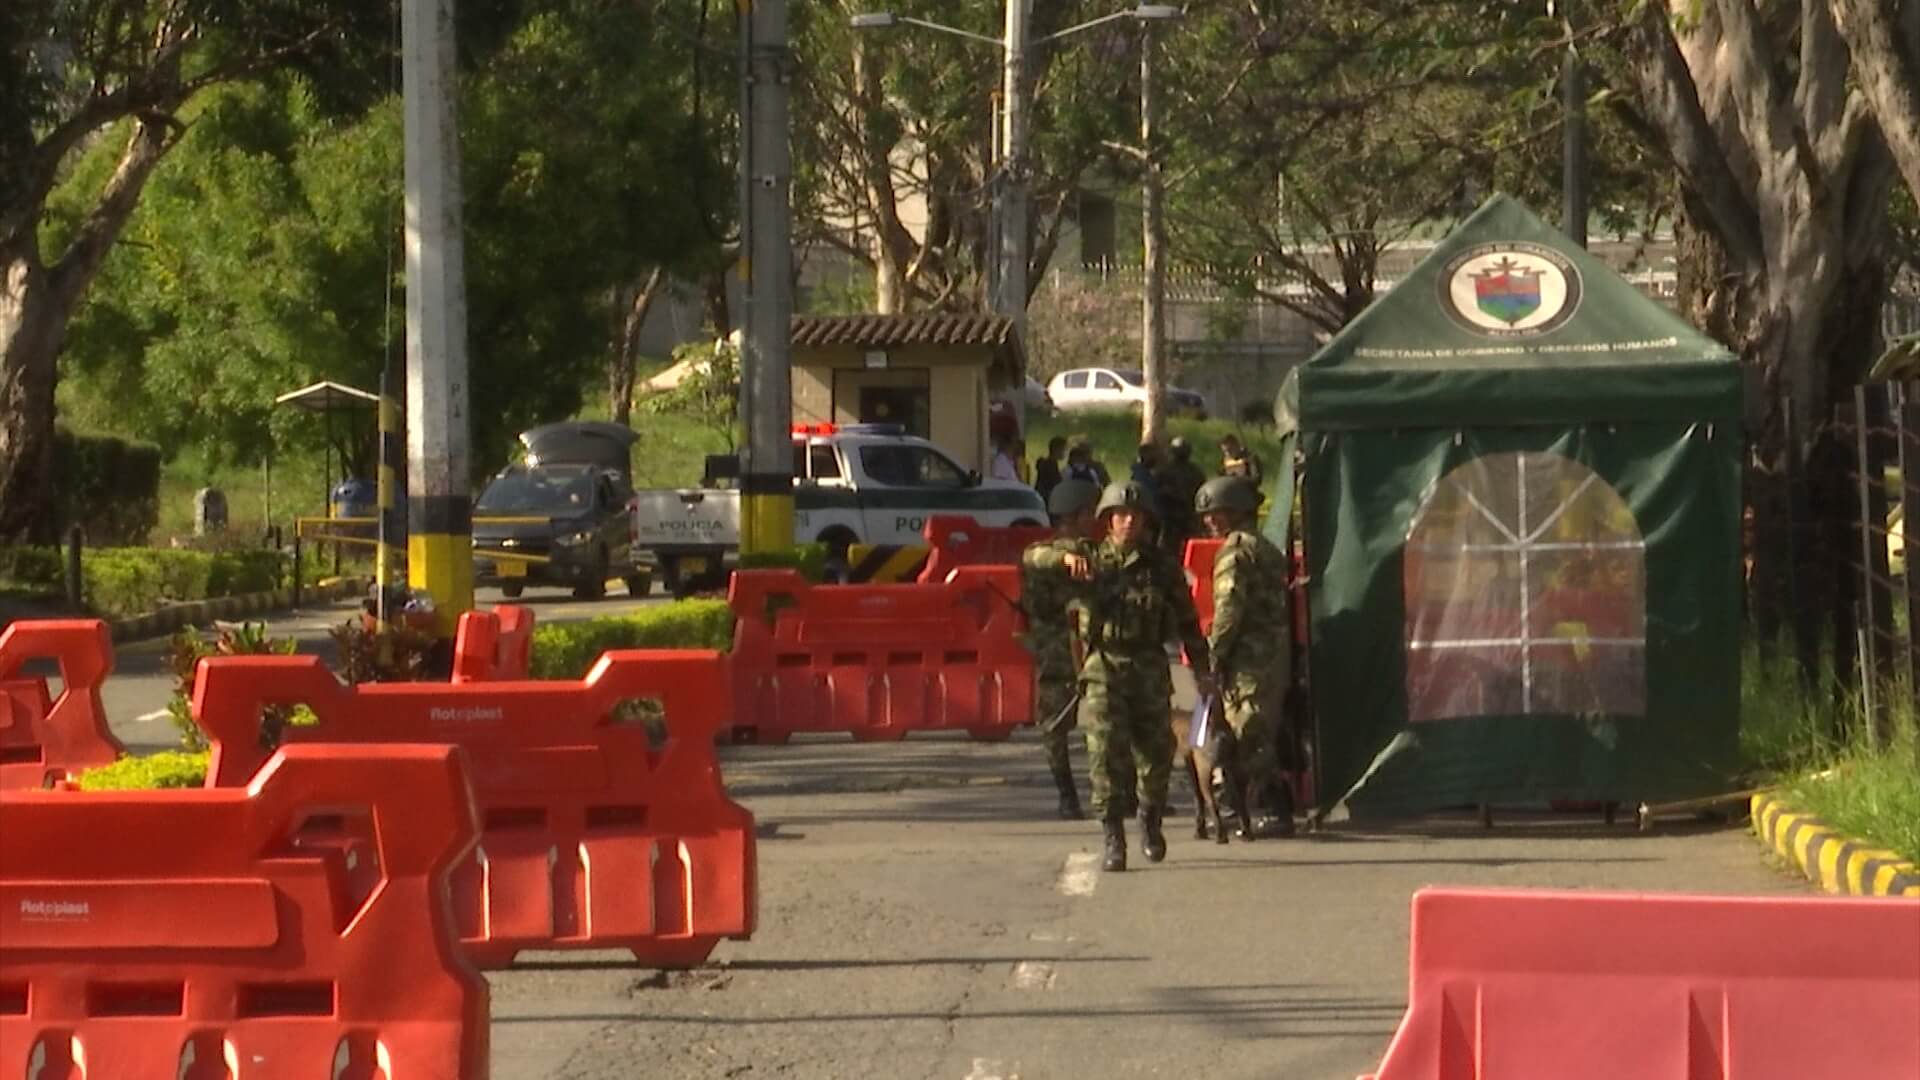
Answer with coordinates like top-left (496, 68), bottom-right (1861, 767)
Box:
top-left (632, 424), bottom-right (1046, 596)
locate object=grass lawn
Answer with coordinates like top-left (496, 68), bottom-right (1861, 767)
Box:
top-left (1743, 642), bottom-right (1920, 866)
top-left (155, 444), bottom-right (332, 541)
top-left (1025, 409), bottom-right (1288, 482)
top-left (1785, 712), bottom-right (1920, 866)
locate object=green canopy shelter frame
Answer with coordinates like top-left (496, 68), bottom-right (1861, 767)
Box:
top-left (1270, 195), bottom-right (1744, 820)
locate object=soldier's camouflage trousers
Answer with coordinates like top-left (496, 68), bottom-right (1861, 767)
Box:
top-left (1217, 669), bottom-right (1280, 793)
top-left (1078, 655), bottom-right (1174, 820)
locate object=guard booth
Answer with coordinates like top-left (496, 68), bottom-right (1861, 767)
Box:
top-left (1273, 195), bottom-right (1744, 819)
top-left (789, 314), bottom-right (1025, 475)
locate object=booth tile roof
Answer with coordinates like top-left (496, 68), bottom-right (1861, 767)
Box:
top-left (790, 313), bottom-right (1018, 350)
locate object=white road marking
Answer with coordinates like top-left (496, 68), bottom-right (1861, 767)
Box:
top-left (964, 1058), bottom-right (1018, 1080)
top-left (133, 709), bottom-right (171, 725)
top-left (1055, 852), bottom-right (1100, 897)
top-left (1010, 961), bottom-right (1055, 990)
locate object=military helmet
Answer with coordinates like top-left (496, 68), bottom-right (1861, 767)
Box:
top-left (1169, 436), bottom-right (1191, 459)
top-left (1096, 481), bottom-right (1157, 521)
top-left (1047, 478), bottom-right (1101, 517)
top-left (1195, 476), bottom-right (1261, 516)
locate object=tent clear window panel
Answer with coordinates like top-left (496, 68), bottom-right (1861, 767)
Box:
top-left (1403, 451), bottom-right (1646, 722)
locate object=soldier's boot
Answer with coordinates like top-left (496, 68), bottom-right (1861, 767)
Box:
top-left (1101, 817), bottom-right (1128, 872)
top-left (1140, 807), bottom-right (1168, 863)
top-left (1228, 775), bottom-right (1258, 842)
top-left (1052, 764), bottom-right (1085, 820)
top-left (1265, 777), bottom-right (1298, 838)
top-left (1246, 778), bottom-right (1296, 839)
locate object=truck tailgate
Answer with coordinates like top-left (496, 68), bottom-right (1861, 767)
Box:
top-left (633, 489), bottom-right (740, 548)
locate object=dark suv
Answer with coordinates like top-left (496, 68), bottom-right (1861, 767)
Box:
top-left (472, 423), bottom-right (643, 599)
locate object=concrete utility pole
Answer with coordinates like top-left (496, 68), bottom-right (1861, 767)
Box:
top-left (402, 0), bottom-right (473, 633)
top-left (1139, 21), bottom-right (1169, 444)
top-left (738, 0), bottom-right (795, 555)
top-left (995, 0), bottom-right (1031, 327)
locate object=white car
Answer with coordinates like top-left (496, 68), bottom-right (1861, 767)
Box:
top-left (1045, 367), bottom-right (1209, 418)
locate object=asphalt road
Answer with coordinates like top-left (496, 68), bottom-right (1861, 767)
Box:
top-left (74, 589), bottom-right (1809, 1079)
top-left (493, 737), bottom-right (1806, 1080)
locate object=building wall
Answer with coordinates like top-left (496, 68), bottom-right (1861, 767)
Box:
top-left (790, 346), bottom-right (992, 474)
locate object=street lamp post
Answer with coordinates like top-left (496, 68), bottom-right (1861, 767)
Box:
top-left (1140, 18), bottom-right (1169, 443)
top-left (852, 4), bottom-right (1180, 334)
top-left (998, 0), bottom-right (1030, 324)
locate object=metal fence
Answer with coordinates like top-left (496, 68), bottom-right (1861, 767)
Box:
top-left (1767, 380), bottom-right (1917, 741)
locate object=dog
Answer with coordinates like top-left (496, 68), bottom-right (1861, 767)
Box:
top-left (1170, 701), bottom-right (1253, 844)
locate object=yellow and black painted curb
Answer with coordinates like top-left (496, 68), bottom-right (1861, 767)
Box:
top-left (108, 577), bottom-right (370, 644)
top-left (844, 544), bottom-right (930, 583)
top-left (1751, 792), bottom-right (1920, 898)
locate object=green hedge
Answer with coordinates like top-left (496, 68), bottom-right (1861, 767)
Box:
top-left (79, 548), bottom-right (295, 619)
top-left (52, 428), bottom-right (162, 546)
top-left (75, 751), bottom-right (210, 791)
top-left (0, 546), bottom-right (64, 588)
top-left (529, 599), bottom-right (734, 679)
top-left (0, 545), bottom-right (295, 616)
top-left (737, 542), bottom-right (828, 583)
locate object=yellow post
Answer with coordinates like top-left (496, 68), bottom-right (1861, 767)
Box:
top-left (375, 391), bottom-right (405, 597)
top-left (741, 485), bottom-right (794, 554)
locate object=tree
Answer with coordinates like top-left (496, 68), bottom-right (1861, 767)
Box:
top-left (790, 0), bottom-right (1133, 313)
top-left (639, 337), bottom-right (739, 451)
top-left (54, 1), bottom-right (729, 482)
top-left (1831, 0), bottom-right (1920, 205)
top-left (1163, 0), bottom-right (1666, 337)
top-left (1612, 1), bottom-right (1898, 655)
top-left (1, 0), bottom-right (386, 540)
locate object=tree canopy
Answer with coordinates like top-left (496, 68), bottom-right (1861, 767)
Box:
top-left (53, 0), bottom-right (731, 479)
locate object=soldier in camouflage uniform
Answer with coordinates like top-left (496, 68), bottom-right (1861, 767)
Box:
top-left (1036, 481), bottom-right (1213, 872)
top-left (1020, 478), bottom-right (1102, 820)
top-left (1197, 476), bottom-right (1295, 837)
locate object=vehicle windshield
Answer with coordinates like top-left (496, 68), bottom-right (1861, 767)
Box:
top-left (476, 468), bottom-right (593, 513)
top-left (1115, 370), bottom-right (1145, 387)
top-left (859, 444), bottom-right (968, 488)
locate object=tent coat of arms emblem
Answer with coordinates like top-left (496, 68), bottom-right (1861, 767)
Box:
top-left (1439, 241), bottom-right (1582, 337)
top-left (1472, 256), bottom-right (1543, 324)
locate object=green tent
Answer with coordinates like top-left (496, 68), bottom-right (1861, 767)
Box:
top-left (1273, 195), bottom-right (1743, 818)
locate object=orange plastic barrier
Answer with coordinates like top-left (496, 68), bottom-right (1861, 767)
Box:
top-left (1362, 887), bottom-right (1920, 1080)
top-left (916, 514), bottom-right (1054, 584)
top-left (1181, 537), bottom-right (1309, 643)
top-left (729, 567), bottom-right (1032, 742)
top-left (451, 604), bottom-right (536, 683)
top-left (192, 649), bottom-right (754, 968)
top-left (0, 744), bottom-right (487, 1079)
top-left (1183, 538), bottom-right (1224, 634)
top-left (0, 619), bottom-right (122, 789)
